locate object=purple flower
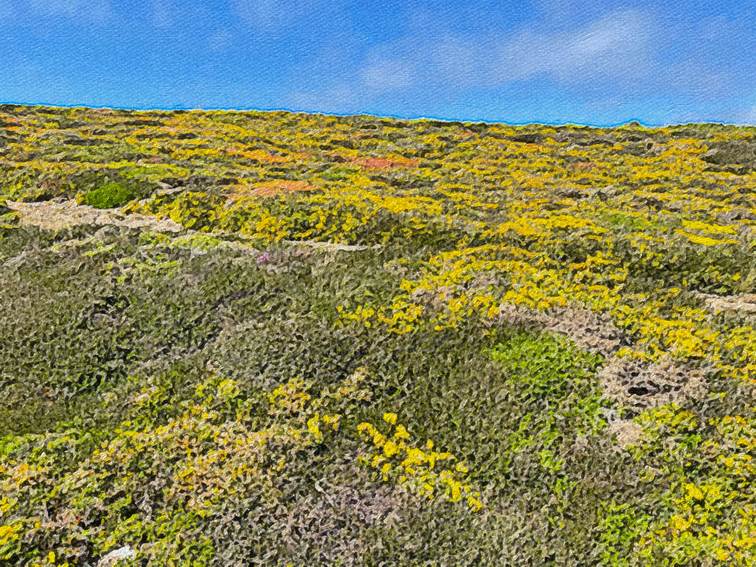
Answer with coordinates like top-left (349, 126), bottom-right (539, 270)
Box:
top-left (256, 251), bottom-right (272, 265)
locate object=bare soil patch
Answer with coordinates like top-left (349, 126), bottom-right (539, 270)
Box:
top-left (7, 199), bottom-right (183, 232)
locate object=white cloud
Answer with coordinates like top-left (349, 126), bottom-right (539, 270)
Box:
top-left (29, 0), bottom-right (113, 22)
top-left (737, 105), bottom-right (756, 125)
top-left (534, 0), bottom-right (576, 18)
top-left (428, 36), bottom-right (482, 86)
top-left (284, 7), bottom-right (661, 118)
top-left (495, 8), bottom-right (653, 82)
top-left (0, 0), bottom-right (14, 19)
top-left (233, 0), bottom-right (327, 30)
top-left (150, 0), bottom-right (173, 28)
top-left (316, 7), bottom-right (655, 103)
top-left (359, 57), bottom-right (415, 92)
top-left (207, 29), bottom-right (233, 52)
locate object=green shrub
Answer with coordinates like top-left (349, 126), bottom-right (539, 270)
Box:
top-left (79, 181), bottom-right (138, 208)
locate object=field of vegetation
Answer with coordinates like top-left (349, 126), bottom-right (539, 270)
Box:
top-left (0, 105), bottom-right (753, 565)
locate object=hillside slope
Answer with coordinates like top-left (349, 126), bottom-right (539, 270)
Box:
top-left (0, 106), bottom-right (754, 565)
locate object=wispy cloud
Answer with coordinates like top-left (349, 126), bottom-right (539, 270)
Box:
top-left (207, 29), bottom-right (233, 52)
top-left (289, 7), bottom-right (656, 111)
top-left (233, 0), bottom-right (331, 31)
top-left (494, 8), bottom-right (653, 83)
top-left (738, 105), bottom-right (756, 125)
top-left (28, 0), bottom-right (113, 22)
top-left (359, 57), bottom-right (416, 92)
top-left (150, 0), bottom-right (173, 29)
top-left (0, 0), bottom-right (15, 19)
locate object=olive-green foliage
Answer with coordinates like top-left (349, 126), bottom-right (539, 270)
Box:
top-left (0, 224), bottom-right (751, 566)
top-left (0, 198), bottom-right (18, 228)
top-left (0, 225), bottom-right (631, 565)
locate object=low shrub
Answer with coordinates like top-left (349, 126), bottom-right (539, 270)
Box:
top-left (78, 181), bottom-right (139, 209)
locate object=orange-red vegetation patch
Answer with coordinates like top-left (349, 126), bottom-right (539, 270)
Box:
top-left (247, 180), bottom-right (317, 197)
top-left (352, 155), bottom-right (420, 170)
top-left (1, 117), bottom-right (21, 128)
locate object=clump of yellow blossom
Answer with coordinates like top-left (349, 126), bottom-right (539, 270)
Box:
top-left (357, 415), bottom-right (484, 512)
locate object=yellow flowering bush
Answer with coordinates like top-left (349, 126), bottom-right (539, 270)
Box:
top-left (357, 414), bottom-right (484, 512)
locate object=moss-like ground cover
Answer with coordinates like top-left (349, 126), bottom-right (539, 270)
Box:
top-left (0, 105), bottom-right (753, 565)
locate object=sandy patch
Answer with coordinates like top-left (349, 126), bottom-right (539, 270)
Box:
top-left (7, 199), bottom-right (183, 232)
top-left (696, 292), bottom-right (756, 317)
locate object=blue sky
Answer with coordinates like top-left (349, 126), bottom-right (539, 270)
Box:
top-left (0, 1), bottom-right (754, 125)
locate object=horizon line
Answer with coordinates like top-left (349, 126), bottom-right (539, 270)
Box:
top-left (2, 100), bottom-right (754, 129)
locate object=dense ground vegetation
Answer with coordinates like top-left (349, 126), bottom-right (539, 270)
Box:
top-left (0, 105), bottom-right (754, 565)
